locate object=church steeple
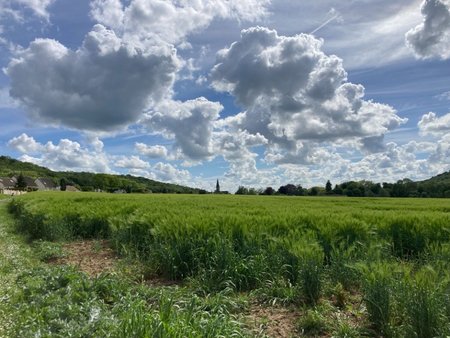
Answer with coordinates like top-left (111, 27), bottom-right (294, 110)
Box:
top-left (215, 179), bottom-right (220, 193)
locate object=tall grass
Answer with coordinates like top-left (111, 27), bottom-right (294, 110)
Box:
top-left (401, 266), bottom-right (450, 337)
top-left (360, 263), bottom-right (394, 335)
top-left (7, 192), bottom-right (450, 336)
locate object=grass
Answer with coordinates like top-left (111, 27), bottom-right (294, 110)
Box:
top-left (0, 197), bottom-right (251, 337)
top-left (0, 197), bottom-right (39, 336)
top-left (4, 192), bottom-right (450, 336)
top-left (10, 266), bottom-right (249, 337)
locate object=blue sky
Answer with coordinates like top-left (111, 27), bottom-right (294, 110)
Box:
top-left (0, 0), bottom-right (449, 191)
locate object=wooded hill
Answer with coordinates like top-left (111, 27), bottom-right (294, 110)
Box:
top-left (0, 156), bottom-right (202, 194)
top-left (332, 173), bottom-right (450, 198)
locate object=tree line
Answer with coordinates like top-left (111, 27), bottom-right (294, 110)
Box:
top-left (235, 176), bottom-right (450, 198)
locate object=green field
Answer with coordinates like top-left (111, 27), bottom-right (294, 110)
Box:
top-left (2, 192), bottom-right (450, 337)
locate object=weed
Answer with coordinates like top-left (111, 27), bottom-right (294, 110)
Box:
top-left (32, 240), bottom-right (65, 262)
top-left (298, 309), bottom-right (328, 336)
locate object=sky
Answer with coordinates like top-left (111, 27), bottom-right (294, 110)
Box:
top-left (0, 0), bottom-right (449, 192)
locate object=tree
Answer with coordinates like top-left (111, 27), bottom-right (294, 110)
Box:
top-left (296, 185), bottom-right (306, 196)
top-left (333, 184), bottom-right (343, 195)
top-left (247, 188), bottom-right (258, 195)
top-left (309, 187), bottom-right (319, 196)
top-left (325, 180), bottom-right (332, 194)
top-left (278, 184), bottom-right (297, 195)
top-left (60, 178), bottom-right (67, 191)
top-left (16, 173), bottom-right (27, 190)
top-left (262, 187), bottom-right (275, 195)
top-left (235, 186), bottom-right (248, 195)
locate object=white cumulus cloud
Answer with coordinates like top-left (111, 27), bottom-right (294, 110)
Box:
top-left (8, 134), bottom-right (112, 172)
top-left (7, 133), bottom-right (43, 153)
top-left (406, 0), bottom-right (450, 59)
top-left (418, 111), bottom-right (450, 135)
top-left (212, 27), bottom-right (407, 164)
top-left (90, 0), bottom-right (270, 46)
top-left (135, 143), bottom-right (168, 159)
top-left (0, 0), bottom-right (55, 21)
top-left (5, 24), bottom-right (179, 131)
top-left (141, 98), bottom-right (223, 162)
top-left (114, 155), bottom-right (150, 170)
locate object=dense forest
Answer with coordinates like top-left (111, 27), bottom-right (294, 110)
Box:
top-left (0, 156), bottom-right (201, 194)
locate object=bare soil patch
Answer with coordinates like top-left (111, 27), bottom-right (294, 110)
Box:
top-left (246, 303), bottom-right (299, 338)
top-left (54, 240), bottom-right (117, 276)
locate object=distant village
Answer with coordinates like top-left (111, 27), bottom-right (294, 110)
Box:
top-left (0, 175), bottom-right (79, 195)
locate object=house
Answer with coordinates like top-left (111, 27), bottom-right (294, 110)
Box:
top-left (0, 176), bottom-right (58, 194)
top-left (65, 185), bottom-right (80, 192)
top-left (0, 177), bottom-right (17, 195)
top-left (35, 178), bottom-right (57, 191)
top-left (22, 176), bottom-right (39, 191)
top-left (0, 177), bottom-right (16, 195)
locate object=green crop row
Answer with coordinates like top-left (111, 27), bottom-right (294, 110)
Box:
top-left (7, 192), bottom-right (450, 336)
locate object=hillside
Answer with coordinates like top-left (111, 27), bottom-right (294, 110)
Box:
top-left (419, 171), bottom-right (450, 185)
top-left (414, 171), bottom-right (450, 198)
top-left (0, 156), bottom-right (202, 194)
top-left (0, 156), bottom-right (53, 177)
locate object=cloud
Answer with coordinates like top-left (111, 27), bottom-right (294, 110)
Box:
top-left (90, 0), bottom-right (124, 29)
top-left (406, 0), bottom-right (450, 59)
top-left (5, 1), bottom-right (270, 133)
top-left (7, 133), bottom-right (43, 153)
top-left (6, 133), bottom-right (197, 185)
top-left (114, 155), bottom-right (150, 170)
top-left (265, 1), bottom-right (423, 69)
top-left (429, 133), bottom-right (450, 164)
top-left (213, 129), bottom-right (267, 181)
top-left (418, 111), bottom-right (450, 135)
top-left (212, 27), bottom-right (407, 164)
top-left (85, 135), bottom-right (104, 153)
top-left (141, 98), bottom-right (223, 162)
top-left (9, 133), bottom-right (111, 172)
top-left (276, 138), bottom-right (449, 188)
top-left (135, 143), bottom-right (168, 158)
top-left (0, 0), bottom-right (55, 21)
top-left (435, 91), bottom-right (450, 100)
top-left (153, 162), bottom-right (191, 182)
top-left (360, 135), bottom-right (387, 153)
top-left (90, 0), bottom-right (270, 46)
top-left (0, 86), bottom-right (18, 109)
top-left (129, 162), bottom-right (191, 184)
top-left (5, 24), bottom-right (179, 131)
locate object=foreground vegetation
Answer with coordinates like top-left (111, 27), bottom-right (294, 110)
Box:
top-left (0, 198), bottom-right (250, 337)
top-left (3, 192), bottom-right (450, 336)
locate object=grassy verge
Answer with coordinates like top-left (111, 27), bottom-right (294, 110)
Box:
top-left (0, 198), bottom-right (39, 336)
